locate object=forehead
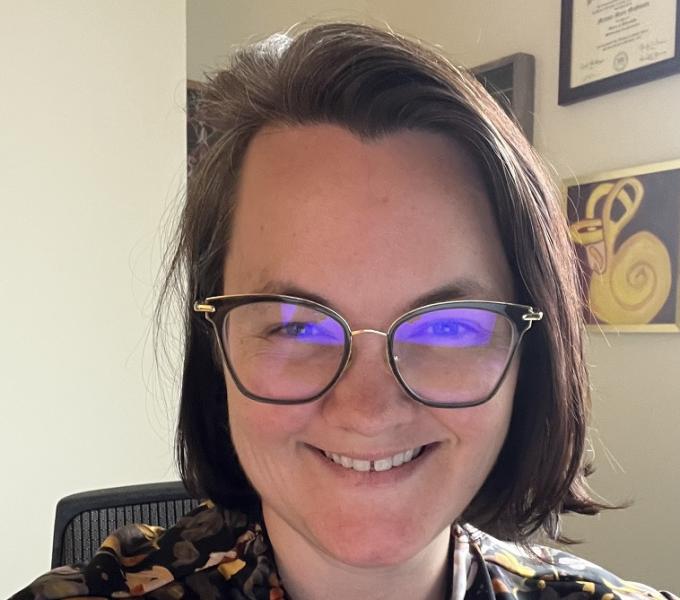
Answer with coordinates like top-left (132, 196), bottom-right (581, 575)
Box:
top-left (225, 124), bottom-right (513, 318)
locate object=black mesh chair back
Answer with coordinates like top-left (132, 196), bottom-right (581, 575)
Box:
top-left (51, 481), bottom-right (201, 568)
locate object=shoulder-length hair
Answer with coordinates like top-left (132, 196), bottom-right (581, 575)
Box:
top-left (161, 22), bottom-right (604, 542)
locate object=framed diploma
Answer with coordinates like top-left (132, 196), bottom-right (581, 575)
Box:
top-left (559, 0), bottom-right (680, 105)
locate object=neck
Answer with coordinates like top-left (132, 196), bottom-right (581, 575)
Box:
top-left (262, 504), bottom-right (452, 600)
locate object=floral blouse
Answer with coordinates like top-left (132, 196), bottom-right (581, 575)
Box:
top-left (11, 500), bottom-right (677, 600)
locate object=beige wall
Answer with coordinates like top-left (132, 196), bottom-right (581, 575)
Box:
top-left (187, 0), bottom-right (679, 590)
top-left (0, 2), bottom-right (186, 595)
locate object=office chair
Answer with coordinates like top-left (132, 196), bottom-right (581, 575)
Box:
top-left (51, 481), bottom-right (200, 568)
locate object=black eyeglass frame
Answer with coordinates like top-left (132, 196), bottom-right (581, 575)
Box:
top-left (193, 294), bottom-right (543, 408)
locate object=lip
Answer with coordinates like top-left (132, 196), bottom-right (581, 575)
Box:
top-left (305, 442), bottom-right (439, 484)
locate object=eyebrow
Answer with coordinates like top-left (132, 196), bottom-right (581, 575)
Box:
top-left (255, 280), bottom-right (333, 308)
top-left (405, 281), bottom-right (498, 309)
top-left (254, 279), bottom-right (497, 313)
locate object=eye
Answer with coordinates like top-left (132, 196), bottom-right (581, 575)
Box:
top-left (395, 313), bottom-right (494, 347)
top-left (427, 319), bottom-right (469, 336)
top-left (276, 322), bottom-right (322, 338)
top-left (420, 318), bottom-right (482, 343)
top-left (268, 318), bottom-right (344, 345)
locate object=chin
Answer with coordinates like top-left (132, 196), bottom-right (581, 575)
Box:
top-left (308, 512), bottom-right (437, 568)
top-left (324, 539), bottom-right (419, 568)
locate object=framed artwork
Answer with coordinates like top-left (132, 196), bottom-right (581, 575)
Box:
top-left (559, 0), bottom-right (680, 105)
top-left (565, 160), bottom-right (680, 331)
top-left (473, 53), bottom-right (535, 142)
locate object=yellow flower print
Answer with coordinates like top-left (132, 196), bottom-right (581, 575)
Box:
top-left (124, 565), bottom-right (174, 595)
top-left (197, 550), bottom-right (239, 571)
top-left (101, 524), bottom-right (163, 567)
top-left (218, 558), bottom-right (247, 580)
top-left (489, 550), bottom-right (536, 579)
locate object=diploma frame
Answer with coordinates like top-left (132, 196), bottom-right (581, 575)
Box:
top-left (559, 0), bottom-right (680, 105)
top-left (563, 159), bottom-right (680, 332)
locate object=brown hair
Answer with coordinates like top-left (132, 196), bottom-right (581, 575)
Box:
top-left (162, 21), bottom-right (604, 542)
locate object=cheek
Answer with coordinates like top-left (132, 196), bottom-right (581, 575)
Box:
top-left (439, 402), bottom-right (509, 442)
top-left (435, 376), bottom-right (515, 462)
top-left (226, 379), bottom-right (313, 457)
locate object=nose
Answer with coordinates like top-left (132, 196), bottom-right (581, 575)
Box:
top-left (320, 330), bottom-right (417, 436)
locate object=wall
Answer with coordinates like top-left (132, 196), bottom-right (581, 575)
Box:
top-left (0, 2), bottom-right (186, 595)
top-left (187, 0), bottom-right (679, 591)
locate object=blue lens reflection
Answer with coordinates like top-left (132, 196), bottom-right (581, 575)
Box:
top-left (271, 304), bottom-right (344, 346)
top-left (394, 308), bottom-right (496, 347)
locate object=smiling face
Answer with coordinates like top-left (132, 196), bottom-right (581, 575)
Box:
top-left (223, 124), bottom-right (517, 567)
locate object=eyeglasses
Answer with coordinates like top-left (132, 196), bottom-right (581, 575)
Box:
top-left (193, 294), bottom-right (543, 408)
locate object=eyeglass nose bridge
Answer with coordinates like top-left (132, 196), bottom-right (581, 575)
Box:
top-left (342, 328), bottom-right (395, 381)
top-left (350, 328), bottom-right (387, 338)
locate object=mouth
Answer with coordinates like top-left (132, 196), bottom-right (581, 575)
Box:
top-left (314, 443), bottom-right (436, 473)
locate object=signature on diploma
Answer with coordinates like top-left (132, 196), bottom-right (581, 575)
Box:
top-left (639, 39), bottom-right (668, 62)
top-left (579, 58), bottom-right (605, 72)
top-left (640, 50), bottom-right (666, 62)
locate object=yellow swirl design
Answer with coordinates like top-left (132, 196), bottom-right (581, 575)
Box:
top-left (569, 177), bottom-right (671, 324)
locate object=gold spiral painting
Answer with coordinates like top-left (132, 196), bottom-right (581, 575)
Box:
top-left (569, 176), bottom-right (672, 325)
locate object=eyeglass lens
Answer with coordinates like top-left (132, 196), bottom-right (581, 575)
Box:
top-left (391, 308), bottom-right (514, 404)
top-left (222, 301), bottom-right (516, 404)
top-left (224, 301), bottom-right (346, 401)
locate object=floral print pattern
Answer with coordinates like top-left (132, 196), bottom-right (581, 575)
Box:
top-left (10, 501), bottom-right (676, 600)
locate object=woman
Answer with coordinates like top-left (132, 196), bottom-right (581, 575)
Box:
top-left (13, 22), bottom-right (676, 600)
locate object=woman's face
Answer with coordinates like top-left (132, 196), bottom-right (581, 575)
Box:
top-left (223, 124), bottom-right (517, 567)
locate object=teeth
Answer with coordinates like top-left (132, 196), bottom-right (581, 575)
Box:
top-left (373, 458), bottom-right (392, 472)
top-left (323, 446), bottom-right (424, 472)
top-left (353, 459), bottom-right (371, 472)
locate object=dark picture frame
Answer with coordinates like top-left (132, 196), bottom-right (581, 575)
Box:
top-left (559, 0), bottom-right (680, 105)
top-left (187, 80), bottom-right (212, 177)
top-left (564, 159), bottom-right (680, 332)
top-left (473, 53), bottom-right (535, 142)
